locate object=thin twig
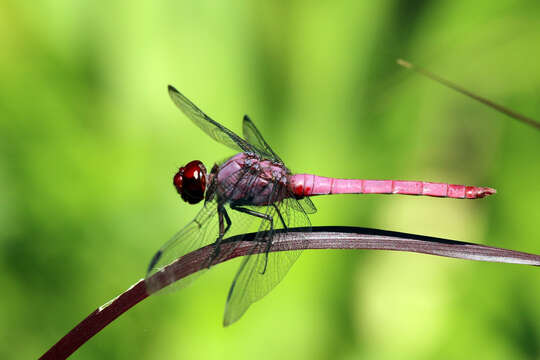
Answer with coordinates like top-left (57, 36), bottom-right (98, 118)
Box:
top-left (40, 226), bottom-right (540, 359)
top-left (397, 59), bottom-right (540, 130)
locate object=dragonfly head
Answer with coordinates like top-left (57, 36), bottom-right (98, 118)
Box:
top-left (173, 160), bottom-right (207, 204)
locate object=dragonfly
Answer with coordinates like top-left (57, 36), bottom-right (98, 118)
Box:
top-left (146, 85), bottom-right (496, 326)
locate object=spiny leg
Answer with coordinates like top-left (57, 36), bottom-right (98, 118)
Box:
top-left (230, 204), bottom-right (273, 228)
top-left (208, 204), bottom-right (232, 267)
top-left (230, 203), bottom-right (274, 274)
top-left (208, 167), bottom-right (255, 267)
top-left (273, 204), bottom-right (287, 230)
top-left (260, 204), bottom-right (288, 273)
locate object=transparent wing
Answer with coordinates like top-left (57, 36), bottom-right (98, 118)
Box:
top-left (243, 115), bottom-right (316, 214)
top-left (145, 200), bottom-right (219, 294)
top-left (168, 85), bottom-right (255, 154)
top-left (223, 196), bottom-right (311, 326)
top-left (242, 114), bottom-right (316, 214)
top-left (145, 163), bottom-right (260, 294)
top-left (294, 196), bottom-right (317, 215)
top-left (242, 115), bottom-right (282, 162)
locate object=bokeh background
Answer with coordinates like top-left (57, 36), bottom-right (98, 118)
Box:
top-left (1, 1), bottom-right (539, 359)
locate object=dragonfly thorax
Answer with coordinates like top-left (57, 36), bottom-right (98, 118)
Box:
top-left (216, 153), bottom-right (289, 206)
top-left (173, 160), bottom-right (207, 204)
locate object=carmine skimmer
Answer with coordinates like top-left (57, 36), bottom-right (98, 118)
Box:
top-left (146, 85), bottom-right (496, 326)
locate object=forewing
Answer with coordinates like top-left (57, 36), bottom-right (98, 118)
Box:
top-left (242, 115), bottom-right (282, 162)
top-left (223, 197), bottom-right (311, 326)
top-left (168, 85), bottom-right (254, 153)
top-left (145, 200), bottom-right (218, 294)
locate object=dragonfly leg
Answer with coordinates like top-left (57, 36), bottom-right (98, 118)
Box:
top-left (272, 204), bottom-right (287, 230)
top-left (258, 204), bottom-right (288, 273)
top-left (231, 203), bottom-right (275, 274)
top-left (207, 204), bottom-right (232, 268)
top-left (230, 204), bottom-right (274, 231)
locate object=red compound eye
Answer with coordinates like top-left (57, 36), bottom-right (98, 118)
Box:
top-left (173, 160), bottom-right (207, 204)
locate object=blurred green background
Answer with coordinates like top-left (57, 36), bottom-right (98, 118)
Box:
top-left (1, 1), bottom-right (539, 359)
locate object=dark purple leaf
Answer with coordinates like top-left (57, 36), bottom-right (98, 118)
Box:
top-left (40, 226), bottom-right (539, 359)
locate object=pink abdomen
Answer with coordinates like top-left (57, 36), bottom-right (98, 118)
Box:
top-left (288, 174), bottom-right (496, 199)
